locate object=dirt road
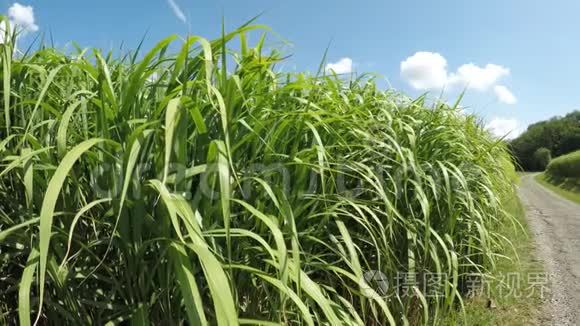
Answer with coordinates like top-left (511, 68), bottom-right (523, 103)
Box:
top-left (518, 174), bottom-right (580, 325)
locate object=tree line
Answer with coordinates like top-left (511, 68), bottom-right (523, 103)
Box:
top-left (510, 111), bottom-right (580, 171)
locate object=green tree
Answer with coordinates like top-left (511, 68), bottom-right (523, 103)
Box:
top-left (510, 111), bottom-right (580, 170)
top-left (533, 147), bottom-right (551, 171)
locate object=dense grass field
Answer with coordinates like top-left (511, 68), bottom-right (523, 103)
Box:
top-left (0, 21), bottom-right (520, 325)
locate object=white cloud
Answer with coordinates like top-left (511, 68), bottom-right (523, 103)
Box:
top-left (493, 85), bottom-right (517, 104)
top-left (448, 63), bottom-right (510, 91)
top-left (486, 117), bottom-right (524, 139)
top-left (8, 3), bottom-right (38, 32)
top-left (400, 52), bottom-right (448, 89)
top-left (1, 3), bottom-right (38, 46)
top-left (325, 57), bottom-right (353, 74)
top-left (400, 52), bottom-right (516, 104)
top-left (166, 0), bottom-right (187, 23)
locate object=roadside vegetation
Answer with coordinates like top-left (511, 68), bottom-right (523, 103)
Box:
top-left (510, 111), bottom-right (580, 171)
top-left (535, 174), bottom-right (580, 204)
top-left (447, 192), bottom-right (543, 325)
top-left (1, 20), bottom-right (524, 325)
top-left (546, 150), bottom-right (580, 179)
top-left (533, 150), bottom-right (580, 204)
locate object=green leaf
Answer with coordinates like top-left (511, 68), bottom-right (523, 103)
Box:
top-left (34, 138), bottom-right (106, 323)
top-left (19, 248), bottom-right (39, 326)
top-left (169, 243), bottom-right (208, 326)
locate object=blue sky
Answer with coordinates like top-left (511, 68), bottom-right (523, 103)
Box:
top-left (4, 0), bottom-right (580, 137)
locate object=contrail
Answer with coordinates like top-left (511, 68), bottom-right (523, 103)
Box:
top-left (166, 0), bottom-right (187, 23)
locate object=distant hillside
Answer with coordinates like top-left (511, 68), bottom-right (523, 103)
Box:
top-left (510, 111), bottom-right (580, 171)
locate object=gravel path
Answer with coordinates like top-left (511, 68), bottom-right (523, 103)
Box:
top-left (518, 174), bottom-right (580, 325)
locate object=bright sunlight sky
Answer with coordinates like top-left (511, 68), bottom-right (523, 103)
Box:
top-left (3, 0), bottom-right (580, 138)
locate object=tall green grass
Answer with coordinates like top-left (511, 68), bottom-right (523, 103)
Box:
top-left (546, 150), bottom-right (580, 179)
top-left (0, 19), bottom-right (517, 325)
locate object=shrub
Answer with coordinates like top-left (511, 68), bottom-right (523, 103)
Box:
top-left (533, 147), bottom-right (551, 171)
top-left (0, 22), bottom-right (517, 325)
top-left (546, 150), bottom-right (580, 179)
